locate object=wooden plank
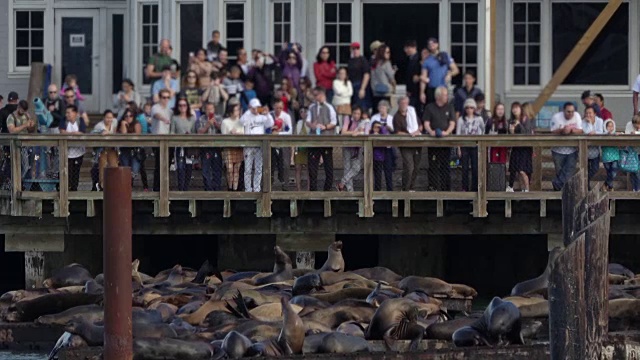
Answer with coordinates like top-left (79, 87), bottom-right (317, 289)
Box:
top-left (392, 199), bottom-right (399, 218)
top-left (549, 233), bottom-right (586, 360)
top-left (57, 139), bottom-right (69, 217)
top-left (272, 191), bottom-right (363, 200)
top-left (476, 141), bottom-right (488, 217)
top-left (24, 251), bottom-right (44, 290)
top-left (540, 199), bottom-right (547, 218)
top-left (437, 199), bottom-right (444, 218)
top-left (20, 192), bottom-right (58, 200)
top-left (562, 171), bottom-right (586, 246)
top-left (363, 141), bottom-right (374, 217)
top-left (531, 0), bottom-right (623, 114)
top-left (276, 233), bottom-right (334, 252)
top-left (578, 140), bottom-right (589, 189)
top-left (373, 192), bottom-right (475, 201)
top-left (290, 200), bottom-right (298, 218)
top-left (223, 199), bottom-right (231, 218)
top-left (358, 199), bottom-right (364, 218)
top-left (258, 140), bottom-right (272, 218)
top-left (158, 141), bottom-right (170, 217)
top-left (505, 200), bottom-right (512, 218)
top-left (10, 140), bottom-right (21, 216)
top-left (610, 199), bottom-right (615, 217)
top-left (189, 199), bottom-right (197, 218)
top-left (5, 233), bottom-right (64, 252)
top-left (86, 200), bottom-right (95, 218)
top-left (404, 199), bottom-right (411, 218)
top-left (532, 147), bottom-right (543, 191)
top-left (168, 191), bottom-right (261, 200)
top-left (323, 199), bottom-right (332, 217)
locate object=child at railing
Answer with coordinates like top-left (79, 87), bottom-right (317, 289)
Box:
top-left (601, 119), bottom-right (619, 191)
top-left (61, 74), bottom-right (85, 102)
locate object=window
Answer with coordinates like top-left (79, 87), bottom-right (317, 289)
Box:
top-left (141, 3), bottom-right (159, 85)
top-left (552, 2), bottom-right (628, 85)
top-left (273, 1), bottom-right (292, 55)
top-left (226, 2), bottom-right (245, 60)
top-left (450, 2), bottom-right (478, 87)
top-left (15, 10), bottom-right (44, 69)
top-left (513, 2), bottom-right (541, 86)
top-left (323, 2), bottom-right (351, 67)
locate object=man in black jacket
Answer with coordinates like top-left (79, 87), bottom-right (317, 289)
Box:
top-left (42, 84), bottom-right (64, 131)
top-left (0, 92), bottom-right (20, 188)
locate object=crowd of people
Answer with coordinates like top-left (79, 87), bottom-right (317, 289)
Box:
top-left (0, 32), bottom-right (639, 193)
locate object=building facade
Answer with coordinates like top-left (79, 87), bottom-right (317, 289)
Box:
top-left (0, 0), bottom-right (638, 124)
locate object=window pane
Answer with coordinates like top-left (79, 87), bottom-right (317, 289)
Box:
top-left (339, 45), bottom-right (350, 66)
top-left (465, 46), bottom-right (477, 64)
top-left (274, 23), bottom-right (282, 43)
top-left (514, 66), bottom-right (526, 85)
top-left (227, 4), bottom-right (244, 20)
top-left (16, 50), bottom-right (29, 67)
top-left (514, 24), bottom-right (526, 43)
top-left (528, 24), bottom-right (540, 43)
top-left (227, 23), bottom-right (244, 38)
top-left (325, 25), bottom-right (337, 43)
top-left (227, 41), bottom-right (244, 57)
top-left (31, 30), bottom-right (43, 47)
top-left (528, 45), bottom-right (540, 64)
top-left (152, 5), bottom-right (159, 23)
top-left (465, 4), bottom-right (478, 22)
top-left (451, 24), bottom-right (463, 43)
top-left (16, 30), bottom-right (29, 47)
top-left (284, 3), bottom-right (291, 22)
top-left (451, 46), bottom-right (463, 65)
top-left (339, 3), bottom-right (351, 23)
top-left (274, 3), bottom-right (283, 22)
top-left (529, 66), bottom-right (540, 85)
top-left (339, 24), bottom-right (351, 43)
top-left (325, 3), bottom-right (337, 23)
top-left (31, 11), bottom-right (44, 29)
top-left (552, 3), bottom-right (628, 85)
top-left (143, 26), bottom-right (151, 43)
top-left (152, 29), bottom-right (158, 44)
top-left (514, 45), bottom-right (526, 64)
top-left (528, 3), bottom-right (541, 22)
top-left (31, 49), bottom-right (43, 63)
top-left (16, 11), bottom-right (29, 29)
top-left (143, 5), bottom-right (151, 23)
top-left (284, 24), bottom-right (291, 42)
top-left (513, 3), bottom-right (526, 22)
top-left (451, 3), bottom-right (463, 22)
top-left (465, 24), bottom-right (477, 43)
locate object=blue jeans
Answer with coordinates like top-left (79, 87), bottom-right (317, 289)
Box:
top-left (201, 148), bottom-right (222, 191)
top-left (175, 148), bottom-right (193, 191)
top-left (587, 156), bottom-right (600, 185)
top-left (119, 149), bottom-right (141, 175)
top-left (350, 81), bottom-right (372, 111)
top-left (603, 161), bottom-right (618, 189)
top-left (551, 151), bottom-right (578, 191)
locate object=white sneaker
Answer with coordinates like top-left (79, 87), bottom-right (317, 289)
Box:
top-left (522, 189), bottom-right (529, 193)
top-left (506, 186), bottom-right (514, 192)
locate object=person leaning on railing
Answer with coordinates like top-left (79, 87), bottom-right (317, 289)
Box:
top-left (370, 100), bottom-right (395, 192)
top-left (59, 105), bottom-right (87, 192)
top-left (293, 107), bottom-right (311, 191)
top-left (240, 99), bottom-right (274, 193)
top-left (393, 96), bottom-right (422, 192)
top-left (270, 99), bottom-right (293, 190)
top-left (582, 105), bottom-right (605, 187)
top-left (422, 86), bottom-right (456, 192)
top-left (151, 89), bottom-right (173, 192)
top-left (221, 103), bottom-right (245, 191)
top-left (91, 110), bottom-right (118, 191)
top-left (624, 114), bottom-right (640, 192)
top-left (170, 98), bottom-right (197, 191)
top-left (456, 99), bottom-right (485, 192)
top-left (118, 109), bottom-right (143, 187)
top-left (506, 102), bottom-right (534, 193)
top-left (550, 102), bottom-right (583, 191)
top-left (196, 102), bottom-right (223, 191)
top-left (336, 106), bottom-right (367, 192)
top-left (306, 86), bottom-right (337, 192)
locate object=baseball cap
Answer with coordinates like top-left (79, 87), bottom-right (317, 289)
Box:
top-left (8, 92), bottom-right (18, 102)
top-left (350, 42), bottom-right (361, 49)
top-left (370, 40), bottom-right (383, 53)
top-left (249, 98), bottom-right (261, 108)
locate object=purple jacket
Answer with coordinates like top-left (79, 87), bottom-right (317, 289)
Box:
top-left (279, 50), bottom-right (303, 91)
top-left (371, 126), bottom-right (389, 161)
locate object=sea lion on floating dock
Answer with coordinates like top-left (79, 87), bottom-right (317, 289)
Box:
top-left (426, 316), bottom-right (477, 340)
top-left (318, 241), bottom-right (345, 273)
top-left (292, 273), bottom-right (323, 296)
top-left (245, 297), bottom-right (306, 356)
top-left (216, 330), bottom-right (253, 359)
top-left (353, 267), bottom-right (403, 283)
top-left (133, 338), bottom-right (215, 360)
top-left (14, 292), bottom-right (102, 322)
top-left (311, 287), bottom-right (373, 304)
top-left (503, 296), bottom-right (549, 318)
top-left (453, 297), bottom-right (523, 347)
top-left (609, 263), bottom-right (635, 279)
top-left (318, 332), bottom-right (370, 354)
top-left (396, 276), bottom-right (454, 297)
top-left (365, 298), bottom-right (426, 351)
top-left (43, 264), bottom-right (93, 289)
top-left (35, 304), bottom-right (103, 326)
top-left (253, 246), bottom-right (293, 286)
top-left (510, 247), bottom-right (562, 297)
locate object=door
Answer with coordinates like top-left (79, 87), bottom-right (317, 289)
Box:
top-left (363, 3), bottom-right (439, 85)
top-left (178, 3), bottom-right (204, 70)
top-left (55, 10), bottom-right (100, 112)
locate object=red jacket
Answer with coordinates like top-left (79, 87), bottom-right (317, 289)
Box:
top-left (314, 61), bottom-right (336, 90)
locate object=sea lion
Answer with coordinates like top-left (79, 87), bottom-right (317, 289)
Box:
top-left (148, 302), bottom-right (178, 322)
top-left (504, 296), bottom-right (549, 318)
top-left (353, 267), bottom-right (403, 283)
top-left (1, 289), bottom-right (51, 304)
top-left (311, 287), bottom-right (373, 304)
top-left (302, 303), bottom-right (376, 329)
top-left (133, 338), bottom-right (214, 360)
top-left (609, 298), bottom-right (640, 318)
top-left (303, 319), bottom-right (333, 334)
top-left (246, 297), bottom-right (305, 356)
top-left (249, 302), bottom-right (303, 322)
top-left (425, 316), bottom-right (477, 340)
top-left (14, 292), bottom-right (102, 322)
top-left (454, 297), bottom-right (523, 347)
top-left (253, 246), bottom-right (293, 286)
top-left (43, 264), bottom-right (93, 289)
top-left (318, 272), bottom-right (371, 287)
top-left (609, 263), bottom-right (635, 279)
top-left (292, 273), bottom-right (323, 296)
top-left (202, 310), bottom-right (243, 330)
top-left (35, 304), bottom-right (103, 326)
top-left (302, 333), bottom-right (327, 354)
top-left (218, 330), bottom-right (253, 359)
top-left (396, 276), bottom-right (454, 297)
top-left (336, 321), bottom-right (367, 337)
top-left (366, 282), bottom-right (396, 307)
top-left (510, 247), bottom-right (562, 297)
top-left (450, 283), bottom-right (478, 298)
top-left (318, 332), bottom-right (370, 354)
top-left (177, 301), bottom-right (205, 315)
top-left (182, 299), bottom-right (229, 325)
top-left (225, 272), bottom-right (261, 282)
top-left (83, 280), bottom-right (103, 295)
top-left (609, 274), bottom-right (627, 285)
top-left (318, 241), bottom-right (345, 273)
top-left (365, 298), bottom-right (426, 351)
top-left (192, 260), bottom-right (221, 284)
top-left (66, 318), bottom-right (178, 345)
top-left (290, 295), bottom-right (330, 309)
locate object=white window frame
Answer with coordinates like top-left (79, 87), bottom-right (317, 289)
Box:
top-left (221, 0), bottom-right (252, 61)
top-left (506, 0), bottom-right (636, 94)
top-left (510, 1), bottom-right (542, 87)
top-left (7, 1), bottom-right (53, 78)
top-left (134, 0), bottom-right (162, 90)
top-left (321, 1), bottom-right (353, 67)
top-left (270, 0), bottom-right (294, 55)
top-left (449, 1), bottom-right (481, 88)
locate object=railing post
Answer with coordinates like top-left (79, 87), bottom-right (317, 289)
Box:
top-left (362, 140), bottom-right (374, 217)
top-left (57, 139), bottom-right (69, 217)
top-left (532, 146), bottom-right (543, 191)
top-left (157, 140), bottom-right (170, 217)
top-left (578, 139), bottom-right (589, 193)
top-left (10, 139), bottom-right (21, 216)
top-left (476, 140), bottom-right (488, 217)
top-left (257, 139), bottom-right (272, 217)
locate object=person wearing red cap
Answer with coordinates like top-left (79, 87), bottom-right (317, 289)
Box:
top-left (347, 42), bottom-right (371, 110)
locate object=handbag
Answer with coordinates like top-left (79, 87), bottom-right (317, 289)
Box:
top-left (336, 104), bottom-right (352, 115)
top-left (619, 147), bottom-right (639, 173)
top-left (373, 83), bottom-right (390, 96)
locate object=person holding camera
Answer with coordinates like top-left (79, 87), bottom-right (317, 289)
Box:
top-left (420, 38), bottom-right (459, 105)
top-left (240, 99), bottom-right (274, 192)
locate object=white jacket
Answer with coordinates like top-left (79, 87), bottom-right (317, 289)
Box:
top-left (332, 79), bottom-right (353, 107)
top-left (240, 110), bottom-right (274, 135)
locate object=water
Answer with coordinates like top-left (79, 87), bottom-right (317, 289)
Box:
top-left (0, 352), bottom-right (46, 360)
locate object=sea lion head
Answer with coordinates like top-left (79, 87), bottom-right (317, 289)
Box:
top-left (42, 278), bottom-right (53, 288)
top-left (487, 300), bottom-right (520, 336)
top-left (452, 326), bottom-right (489, 347)
top-left (132, 259), bottom-right (140, 272)
top-left (274, 246), bottom-right (293, 266)
top-left (329, 241), bottom-right (343, 251)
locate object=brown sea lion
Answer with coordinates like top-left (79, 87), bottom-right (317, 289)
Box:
top-left (43, 264), bottom-right (93, 289)
top-left (302, 302), bottom-right (376, 329)
top-left (353, 267), bottom-right (403, 283)
top-left (83, 280), bottom-right (103, 295)
top-left (504, 296), bottom-right (549, 318)
top-left (253, 246), bottom-right (293, 286)
top-left (365, 298), bottom-right (425, 351)
top-left (510, 247), bottom-right (562, 297)
top-left (292, 273), bottom-right (324, 296)
top-left (609, 298), bottom-right (640, 318)
top-left (336, 321), bottom-right (367, 337)
top-left (318, 241), bottom-right (345, 273)
top-left (246, 297), bottom-right (306, 356)
top-left (396, 276), bottom-right (454, 297)
top-left (249, 302), bottom-right (303, 322)
top-left (453, 297), bottom-right (524, 347)
top-left (366, 282), bottom-right (397, 307)
top-left (177, 301), bottom-right (205, 315)
top-left (219, 330), bottom-right (253, 359)
top-left (290, 295), bottom-right (330, 309)
top-left (35, 304), bottom-right (103, 326)
top-left (450, 283), bottom-right (478, 298)
top-left (318, 332), bottom-right (371, 354)
top-left (133, 338), bottom-right (214, 360)
top-left (182, 299), bottom-right (229, 325)
top-left (609, 263), bottom-right (635, 279)
top-left (14, 292), bottom-right (102, 322)
top-left (148, 302), bottom-right (178, 322)
top-left (304, 319), bottom-right (333, 334)
top-left (66, 318), bottom-right (178, 346)
top-left (425, 316), bottom-right (477, 340)
top-left (609, 274), bottom-right (627, 285)
top-left (311, 287), bottom-right (373, 304)
top-left (319, 272), bottom-right (370, 287)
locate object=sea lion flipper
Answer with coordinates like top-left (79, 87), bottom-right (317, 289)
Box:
top-left (382, 330), bottom-right (396, 352)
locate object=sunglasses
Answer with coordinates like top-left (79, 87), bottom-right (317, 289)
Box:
top-left (161, 96), bottom-right (170, 99)
top-left (124, 114), bottom-right (133, 118)
top-left (49, 91), bottom-right (57, 94)
top-left (65, 95), bottom-right (75, 98)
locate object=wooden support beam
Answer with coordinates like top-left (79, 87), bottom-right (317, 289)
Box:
top-left (562, 171), bottom-right (586, 246)
top-left (57, 139), bottom-right (69, 217)
top-left (532, 147), bottom-right (543, 191)
top-left (489, 0), bottom-right (496, 108)
top-left (578, 140), bottom-right (589, 190)
top-left (223, 199), bottom-right (231, 218)
top-left (324, 199), bottom-right (332, 217)
top-left (258, 140), bottom-right (272, 218)
top-left (26, 63), bottom-right (46, 122)
top-left (24, 251), bottom-right (44, 290)
top-left (189, 199), bottom-right (197, 218)
top-left (295, 251), bottom-right (315, 270)
top-left (290, 200), bottom-right (299, 218)
top-left (505, 200), bottom-right (512, 218)
top-left (404, 199), bottom-right (411, 218)
top-left (436, 199), bottom-right (444, 218)
top-left (610, 199), bottom-right (615, 217)
top-left (392, 199), bottom-right (399, 218)
top-left (540, 199), bottom-right (547, 218)
top-left (10, 140), bottom-right (21, 216)
top-left (157, 141), bottom-right (170, 217)
top-left (531, 0), bottom-right (623, 114)
top-left (86, 199), bottom-right (95, 218)
top-left (476, 142), bottom-right (488, 217)
top-left (363, 141), bottom-right (374, 217)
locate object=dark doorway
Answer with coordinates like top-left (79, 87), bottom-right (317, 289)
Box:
top-left (363, 3), bottom-right (439, 85)
top-left (62, 17), bottom-right (94, 95)
top-left (179, 4), bottom-right (203, 74)
top-left (0, 238), bottom-right (25, 294)
top-left (111, 14), bottom-right (124, 95)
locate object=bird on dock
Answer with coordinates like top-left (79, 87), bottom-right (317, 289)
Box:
top-left (48, 331), bottom-right (72, 360)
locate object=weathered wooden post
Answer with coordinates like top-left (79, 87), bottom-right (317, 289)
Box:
top-left (549, 170), bottom-right (610, 360)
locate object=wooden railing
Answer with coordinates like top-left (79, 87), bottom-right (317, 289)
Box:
top-left (0, 134), bottom-right (638, 219)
